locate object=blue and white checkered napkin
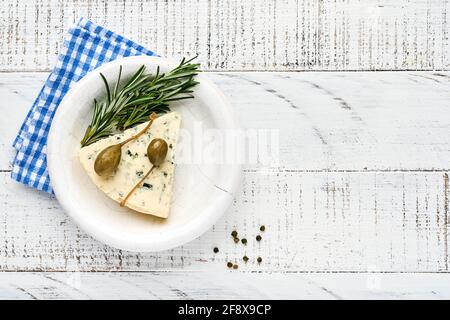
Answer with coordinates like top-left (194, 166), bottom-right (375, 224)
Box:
top-left (11, 18), bottom-right (157, 193)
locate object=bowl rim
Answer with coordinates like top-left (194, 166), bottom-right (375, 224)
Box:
top-left (47, 55), bottom-right (241, 252)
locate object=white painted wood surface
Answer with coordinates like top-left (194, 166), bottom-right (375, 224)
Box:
top-left (2, 0), bottom-right (450, 299)
top-left (2, 272), bottom-right (450, 299)
top-left (1, 0), bottom-right (449, 71)
top-left (1, 72), bottom-right (449, 275)
top-left (3, 71), bottom-right (450, 171)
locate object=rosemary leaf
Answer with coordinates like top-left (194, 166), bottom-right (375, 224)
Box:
top-left (80, 57), bottom-right (200, 146)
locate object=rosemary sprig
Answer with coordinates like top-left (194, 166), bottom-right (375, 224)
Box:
top-left (80, 57), bottom-right (200, 147)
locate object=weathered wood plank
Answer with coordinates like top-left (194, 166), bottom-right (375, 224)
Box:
top-left (2, 72), bottom-right (450, 171)
top-left (2, 272), bottom-right (450, 299)
top-left (1, 170), bottom-right (449, 272)
top-left (1, 0), bottom-right (449, 71)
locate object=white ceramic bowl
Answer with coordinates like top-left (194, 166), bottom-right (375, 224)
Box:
top-left (47, 56), bottom-right (241, 252)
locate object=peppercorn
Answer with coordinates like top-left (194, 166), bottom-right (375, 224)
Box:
top-left (243, 256), bottom-right (249, 263)
top-left (233, 237), bottom-right (240, 244)
top-left (231, 230), bottom-right (238, 238)
top-left (256, 235), bottom-right (262, 241)
top-left (241, 238), bottom-right (247, 245)
top-left (257, 257), bottom-right (262, 263)
top-left (227, 262), bottom-right (233, 268)
top-left (260, 225), bottom-right (266, 232)
top-left (213, 247), bottom-right (219, 253)
top-left (233, 264), bottom-right (239, 269)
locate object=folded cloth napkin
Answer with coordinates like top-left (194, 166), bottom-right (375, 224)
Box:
top-left (11, 18), bottom-right (156, 193)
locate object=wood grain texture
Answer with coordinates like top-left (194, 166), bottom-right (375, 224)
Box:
top-left (1, 71), bottom-right (449, 272)
top-left (3, 71), bottom-right (450, 171)
top-left (2, 272), bottom-right (450, 299)
top-left (1, 0), bottom-right (449, 71)
top-left (2, 170), bottom-right (450, 272)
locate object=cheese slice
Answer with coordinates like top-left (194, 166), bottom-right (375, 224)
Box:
top-left (78, 112), bottom-right (181, 218)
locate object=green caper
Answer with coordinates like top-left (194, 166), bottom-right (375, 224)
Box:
top-left (94, 144), bottom-right (122, 177)
top-left (147, 138), bottom-right (168, 166)
top-left (92, 113), bottom-right (158, 178)
top-left (119, 138), bottom-right (169, 207)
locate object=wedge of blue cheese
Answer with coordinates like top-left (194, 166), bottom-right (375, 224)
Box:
top-left (79, 112), bottom-right (181, 218)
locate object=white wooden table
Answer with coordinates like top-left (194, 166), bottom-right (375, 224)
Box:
top-left (1, 0), bottom-right (450, 299)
